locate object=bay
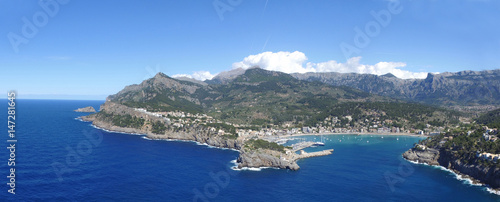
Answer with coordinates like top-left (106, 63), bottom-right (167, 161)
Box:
top-left (0, 100), bottom-right (498, 201)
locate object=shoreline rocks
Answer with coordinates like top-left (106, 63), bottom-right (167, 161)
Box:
top-left (403, 147), bottom-right (500, 190)
top-left (81, 101), bottom-right (334, 171)
top-left (237, 148), bottom-right (300, 170)
top-left (81, 114), bottom-right (243, 150)
top-left (84, 113), bottom-right (298, 170)
top-left (402, 147), bottom-right (440, 166)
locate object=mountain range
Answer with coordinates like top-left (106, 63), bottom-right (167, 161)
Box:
top-left (83, 67), bottom-right (499, 171)
top-left (208, 68), bottom-right (500, 112)
top-left (105, 68), bottom-right (462, 129)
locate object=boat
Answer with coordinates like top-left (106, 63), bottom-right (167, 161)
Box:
top-left (313, 135), bottom-right (325, 146)
top-left (313, 142), bottom-right (325, 146)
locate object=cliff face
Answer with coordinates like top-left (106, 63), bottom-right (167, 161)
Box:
top-left (437, 149), bottom-right (500, 188)
top-left (402, 147), bottom-right (440, 165)
top-left (237, 148), bottom-right (300, 170)
top-left (403, 147), bottom-right (500, 189)
top-left (82, 101), bottom-right (305, 170)
top-left (82, 103), bottom-right (243, 150)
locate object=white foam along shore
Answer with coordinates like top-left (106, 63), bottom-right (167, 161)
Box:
top-left (229, 159), bottom-right (278, 171)
top-left (405, 158), bottom-right (500, 196)
top-left (76, 117), bottom-right (146, 136)
top-left (79, 117), bottom-right (288, 171)
top-left (78, 117), bottom-right (240, 152)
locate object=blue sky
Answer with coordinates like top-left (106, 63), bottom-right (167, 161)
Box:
top-left (1, 0), bottom-right (499, 100)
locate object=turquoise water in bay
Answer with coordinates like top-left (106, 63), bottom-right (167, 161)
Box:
top-left (1, 99), bottom-right (499, 201)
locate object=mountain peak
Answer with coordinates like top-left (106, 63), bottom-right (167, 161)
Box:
top-left (206, 68), bottom-right (247, 84)
top-left (381, 73), bottom-right (396, 78)
top-left (236, 68), bottom-right (296, 83)
top-left (154, 72), bottom-right (169, 79)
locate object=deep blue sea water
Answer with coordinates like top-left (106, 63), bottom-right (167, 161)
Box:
top-left (1, 99), bottom-right (500, 201)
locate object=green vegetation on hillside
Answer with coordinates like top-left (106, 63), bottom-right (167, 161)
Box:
top-left (205, 122), bottom-right (237, 135)
top-left (107, 113), bottom-right (145, 129)
top-left (305, 102), bottom-right (461, 128)
top-left (476, 108), bottom-right (500, 129)
top-left (151, 121), bottom-right (167, 134)
top-left (245, 139), bottom-right (285, 153)
top-left (105, 68), bottom-right (466, 130)
top-left (419, 124), bottom-right (500, 167)
top-left (296, 69), bottom-right (500, 107)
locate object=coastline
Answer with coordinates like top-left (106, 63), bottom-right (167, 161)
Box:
top-left (78, 116), bottom-right (242, 152)
top-left (79, 115), bottom-right (301, 170)
top-left (404, 158), bottom-right (500, 196)
top-left (281, 132), bottom-right (428, 138)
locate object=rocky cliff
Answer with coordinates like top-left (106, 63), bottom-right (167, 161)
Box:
top-left (237, 148), bottom-right (300, 170)
top-left (82, 102), bottom-right (243, 150)
top-left (82, 101), bottom-right (303, 170)
top-left (403, 147), bottom-right (500, 189)
top-left (402, 147), bottom-right (440, 165)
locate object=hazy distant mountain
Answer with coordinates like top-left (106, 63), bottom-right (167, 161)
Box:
top-left (173, 76), bottom-right (208, 86)
top-left (205, 67), bottom-right (246, 84)
top-left (292, 69), bottom-right (500, 107)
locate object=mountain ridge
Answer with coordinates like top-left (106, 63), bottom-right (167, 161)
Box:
top-left (291, 69), bottom-right (500, 108)
top-left (82, 67), bottom-right (473, 171)
top-left (202, 68), bottom-right (500, 109)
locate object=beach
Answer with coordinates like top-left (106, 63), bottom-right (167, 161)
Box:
top-left (280, 132), bottom-right (429, 138)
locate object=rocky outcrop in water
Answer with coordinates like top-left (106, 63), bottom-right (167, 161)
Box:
top-left (237, 148), bottom-right (300, 170)
top-left (402, 146), bottom-right (440, 165)
top-left (74, 106), bottom-right (96, 112)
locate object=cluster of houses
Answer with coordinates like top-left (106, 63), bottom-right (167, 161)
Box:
top-left (133, 108), bottom-right (452, 137)
top-left (472, 127), bottom-right (499, 162)
top-left (134, 108), bottom-right (217, 129)
top-left (483, 126), bottom-right (499, 142)
top-left (318, 115), bottom-right (446, 135)
top-left (477, 152), bottom-right (500, 162)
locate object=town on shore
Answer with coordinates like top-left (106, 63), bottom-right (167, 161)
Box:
top-left (135, 107), bottom-right (450, 140)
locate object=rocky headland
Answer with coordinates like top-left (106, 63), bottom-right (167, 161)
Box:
top-left (237, 148), bottom-right (300, 170)
top-left (403, 144), bottom-right (500, 190)
top-left (81, 102), bottom-right (319, 170)
top-left (81, 102), bottom-right (242, 150)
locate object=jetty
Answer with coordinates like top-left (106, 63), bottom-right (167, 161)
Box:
top-left (284, 141), bottom-right (334, 161)
top-left (293, 149), bottom-right (334, 160)
top-left (291, 141), bottom-right (316, 151)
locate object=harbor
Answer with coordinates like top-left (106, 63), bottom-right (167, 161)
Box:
top-left (271, 134), bottom-right (334, 162)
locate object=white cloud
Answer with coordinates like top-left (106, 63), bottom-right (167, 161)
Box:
top-left (172, 71), bottom-right (215, 81)
top-left (232, 51), bottom-right (429, 79)
top-left (232, 51), bottom-right (314, 73)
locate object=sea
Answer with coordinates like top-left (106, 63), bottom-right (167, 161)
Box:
top-left (1, 99), bottom-right (500, 201)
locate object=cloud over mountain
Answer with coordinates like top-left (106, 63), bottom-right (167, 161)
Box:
top-left (173, 51), bottom-right (429, 81)
top-left (232, 51), bottom-right (429, 79)
top-left (172, 71), bottom-right (215, 81)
